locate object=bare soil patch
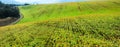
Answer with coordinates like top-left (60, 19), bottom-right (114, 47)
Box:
top-left (0, 17), bottom-right (18, 26)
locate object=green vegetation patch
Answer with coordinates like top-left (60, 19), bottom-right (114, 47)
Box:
top-left (0, 13), bottom-right (120, 47)
top-left (0, 0), bottom-right (120, 47)
top-left (19, 0), bottom-right (120, 23)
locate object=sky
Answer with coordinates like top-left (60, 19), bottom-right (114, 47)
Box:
top-left (0, 0), bottom-right (86, 4)
top-left (0, 0), bottom-right (19, 4)
top-left (15, 0), bottom-right (86, 4)
top-left (15, 0), bottom-right (60, 4)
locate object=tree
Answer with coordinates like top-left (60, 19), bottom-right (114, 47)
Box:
top-left (0, 1), bottom-right (3, 4)
top-left (0, 1), bottom-right (20, 18)
top-left (24, 3), bottom-right (30, 5)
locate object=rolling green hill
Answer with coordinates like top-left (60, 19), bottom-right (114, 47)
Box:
top-left (0, 0), bottom-right (120, 47)
top-left (19, 0), bottom-right (120, 23)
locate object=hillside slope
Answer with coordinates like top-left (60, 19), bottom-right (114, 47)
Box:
top-left (19, 0), bottom-right (120, 23)
top-left (0, 0), bottom-right (120, 47)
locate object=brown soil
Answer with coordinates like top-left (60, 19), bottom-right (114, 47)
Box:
top-left (0, 17), bottom-right (18, 26)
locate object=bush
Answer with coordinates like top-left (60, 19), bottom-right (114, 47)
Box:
top-left (0, 1), bottom-right (20, 18)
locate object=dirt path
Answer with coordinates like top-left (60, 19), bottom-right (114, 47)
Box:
top-left (0, 13), bottom-right (23, 26)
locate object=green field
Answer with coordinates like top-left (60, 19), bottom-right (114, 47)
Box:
top-left (0, 0), bottom-right (120, 47)
top-left (19, 0), bottom-right (120, 23)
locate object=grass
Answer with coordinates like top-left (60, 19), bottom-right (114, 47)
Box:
top-left (18, 0), bottom-right (120, 23)
top-left (0, 0), bottom-right (120, 47)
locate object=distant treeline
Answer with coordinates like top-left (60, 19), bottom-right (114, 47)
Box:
top-left (0, 1), bottom-right (20, 18)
